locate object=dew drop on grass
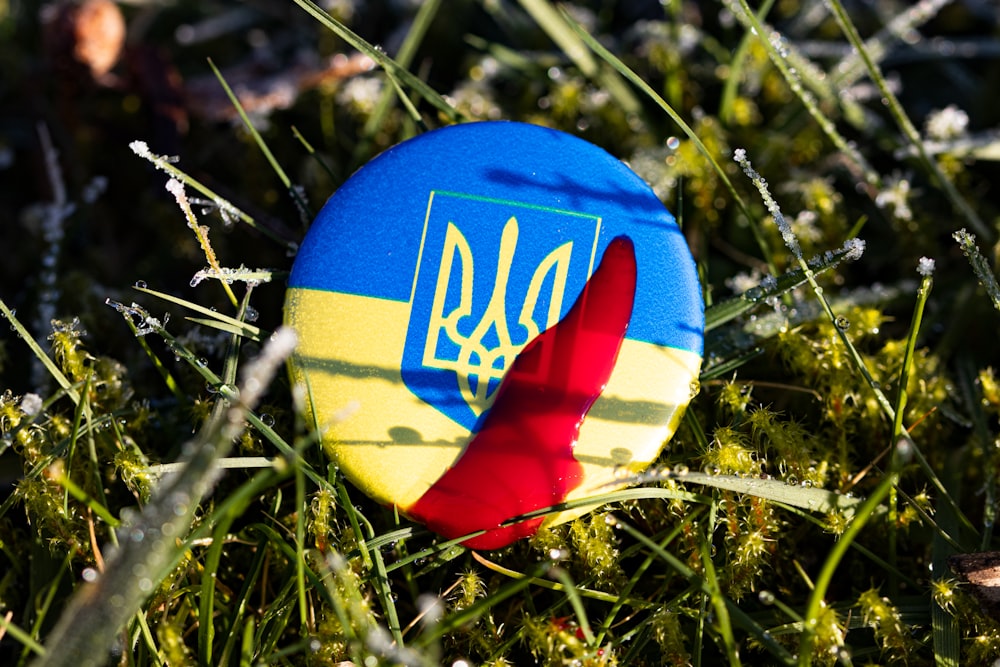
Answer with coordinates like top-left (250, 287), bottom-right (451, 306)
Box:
top-left (245, 306), bottom-right (259, 323)
top-left (834, 316), bottom-right (850, 331)
top-left (673, 463), bottom-right (689, 476)
top-left (134, 280), bottom-right (147, 289)
top-left (261, 413), bottom-right (275, 427)
top-left (689, 380), bottom-right (701, 398)
top-left (758, 590), bottom-right (775, 605)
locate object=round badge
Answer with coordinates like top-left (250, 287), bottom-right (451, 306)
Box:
top-left (285, 121), bottom-right (703, 549)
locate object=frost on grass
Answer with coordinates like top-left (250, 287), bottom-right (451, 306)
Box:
top-left (875, 174), bottom-right (914, 222)
top-left (791, 210), bottom-right (823, 244)
top-left (129, 140), bottom-right (179, 166)
top-left (105, 299), bottom-right (162, 337)
top-left (128, 139), bottom-right (150, 158)
top-left (20, 393), bottom-right (43, 417)
top-left (733, 148), bottom-right (801, 259)
top-left (954, 228), bottom-right (1000, 313)
top-left (842, 238), bottom-right (866, 262)
top-left (190, 265), bottom-right (273, 288)
top-left (337, 74), bottom-right (384, 117)
top-left (726, 268), bottom-right (766, 295)
top-left (925, 104), bottom-right (969, 141)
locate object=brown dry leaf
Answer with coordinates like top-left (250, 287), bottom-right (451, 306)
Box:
top-left (41, 0), bottom-right (126, 80)
top-left (185, 53), bottom-right (376, 122)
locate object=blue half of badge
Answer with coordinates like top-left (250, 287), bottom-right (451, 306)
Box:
top-left (285, 121), bottom-right (704, 527)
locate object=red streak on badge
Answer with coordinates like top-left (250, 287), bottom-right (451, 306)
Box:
top-left (406, 236), bottom-right (637, 549)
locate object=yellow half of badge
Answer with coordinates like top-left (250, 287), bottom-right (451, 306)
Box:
top-left (286, 287), bottom-right (702, 525)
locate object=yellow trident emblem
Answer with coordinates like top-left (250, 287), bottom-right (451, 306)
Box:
top-left (421, 215), bottom-right (573, 413)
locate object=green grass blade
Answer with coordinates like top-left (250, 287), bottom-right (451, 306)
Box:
top-left (414, 566), bottom-right (542, 648)
top-left (824, 0), bottom-right (990, 239)
top-left (48, 465), bottom-right (119, 528)
top-left (705, 244), bottom-right (857, 331)
top-left (1, 614), bottom-right (46, 659)
top-left (185, 317), bottom-right (262, 341)
top-left (518, 0), bottom-right (640, 114)
top-left (614, 517), bottom-right (795, 664)
top-left (954, 229), bottom-right (1000, 313)
top-left (218, 538), bottom-right (268, 665)
top-left (719, 0), bottom-right (777, 125)
top-left (198, 520), bottom-right (232, 665)
top-left (291, 125), bottom-right (338, 183)
top-left (471, 551), bottom-right (634, 606)
top-left (134, 286), bottom-right (263, 340)
top-left (290, 0), bottom-right (462, 123)
top-left (121, 312), bottom-right (186, 403)
top-left (698, 539), bottom-right (739, 666)
top-left (0, 299), bottom-right (79, 405)
top-left (797, 471), bottom-right (898, 665)
top-left (640, 471), bottom-right (865, 518)
top-left (729, 0), bottom-right (880, 191)
top-left (294, 453), bottom-right (309, 633)
top-left (129, 141), bottom-right (296, 248)
top-left (360, 0), bottom-right (441, 148)
top-left (207, 58), bottom-right (311, 221)
top-left (548, 566), bottom-right (595, 646)
top-left (132, 611), bottom-right (164, 667)
top-left (559, 6), bottom-right (776, 274)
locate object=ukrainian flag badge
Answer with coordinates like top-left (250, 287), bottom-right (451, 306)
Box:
top-left (285, 122), bottom-right (703, 549)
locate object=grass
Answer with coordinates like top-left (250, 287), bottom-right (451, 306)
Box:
top-left (2, 0), bottom-right (1000, 665)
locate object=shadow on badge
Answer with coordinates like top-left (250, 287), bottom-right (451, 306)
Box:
top-left (285, 121), bottom-right (704, 549)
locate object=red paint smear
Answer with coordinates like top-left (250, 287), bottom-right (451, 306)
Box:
top-left (406, 236), bottom-right (637, 549)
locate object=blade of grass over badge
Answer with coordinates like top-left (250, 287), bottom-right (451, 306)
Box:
top-left (285, 121), bottom-right (703, 548)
